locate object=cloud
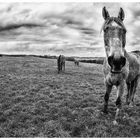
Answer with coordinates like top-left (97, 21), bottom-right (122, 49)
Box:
top-left (0, 3), bottom-right (139, 57)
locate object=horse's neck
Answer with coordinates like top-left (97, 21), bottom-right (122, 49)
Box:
top-left (124, 49), bottom-right (140, 62)
top-left (124, 49), bottom-right (133, 61)
top-left (124, 49), bottom-right (129, 58)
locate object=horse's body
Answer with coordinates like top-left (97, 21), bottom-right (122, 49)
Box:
top-left (102, 7), bottom-right (140, 125)
top-left (57, 55), bottom-right (65, 73)
top-left (74, 59), bottom-right (79, 66)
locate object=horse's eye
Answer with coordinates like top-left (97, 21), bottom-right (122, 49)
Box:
top-left (104, 27), bottom-right (109, 31)
top-left (105, 43), bottom-right (110, 50)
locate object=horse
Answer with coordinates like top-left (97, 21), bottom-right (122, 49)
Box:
top-left (101, 7), bottom-right (140, 125)
top-left (74, 59), bottom-right (79, 66)
top-left (57, 55), bottom-right (65, 73)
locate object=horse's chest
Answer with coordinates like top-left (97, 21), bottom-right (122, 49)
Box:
top-left (103, 60), bottom-right (128, 85)
top-left (106, 73), bottom-right (125, 85)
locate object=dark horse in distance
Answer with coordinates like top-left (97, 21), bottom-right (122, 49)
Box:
top-left (102, 7), bottom-right (140, 125)
top-left (57, 55), bottom-right (65, 73)
top-left (74, 59), bottom-right (79, 66)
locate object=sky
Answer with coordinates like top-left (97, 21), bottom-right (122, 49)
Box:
top-left (0, 2), bottom-right (139, 57)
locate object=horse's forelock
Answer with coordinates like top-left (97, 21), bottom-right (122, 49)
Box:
top-left (101, 17), bottom-right (127, 33)
top-left (114, 18), bottom-right (127, 32)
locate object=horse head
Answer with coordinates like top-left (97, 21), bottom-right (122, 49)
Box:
top-left (102, 7), bottom-right (127, 73)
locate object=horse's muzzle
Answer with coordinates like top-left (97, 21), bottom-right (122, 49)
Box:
top-left (108, 55), bottom-right (126, 73)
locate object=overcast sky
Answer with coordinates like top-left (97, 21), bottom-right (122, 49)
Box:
top-left (0, 2), bottom-right (139, 57)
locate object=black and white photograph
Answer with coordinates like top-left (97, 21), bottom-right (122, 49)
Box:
top-left (0, 1), bottom-right (139, 137)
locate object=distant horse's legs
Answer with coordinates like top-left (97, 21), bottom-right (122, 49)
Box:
top-left (63, 62), bottom-right (65, 71)
top-left (58, 62), bottom-right (60, 73)
top-left (62, 63), bottom-right (64, 71)
top-left (114, 81), bottom-right (125, 125)
top-left (77, 62), bottom-right (79, 66)
top-left (103, 83), bottom-right (112, 114)
top-left (62, 62), bottom-right (64, 71)
top-left (60, 62), bottom-right (62, 72)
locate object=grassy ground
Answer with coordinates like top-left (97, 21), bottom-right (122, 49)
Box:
top-left (0, 56), bottom-right (139, 137)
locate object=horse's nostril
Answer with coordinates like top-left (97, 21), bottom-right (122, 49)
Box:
top-left (108, 56), bottom-right (113, 67)
top-left (120, 57), bottom-right (126, 67)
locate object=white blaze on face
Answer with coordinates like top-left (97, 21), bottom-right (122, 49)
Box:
top-left (111, 21), bottom-right (119, 27)
top-left (111, 20), bottom-right (122, 28)
top-left (108, 38), bottom-right (124, 58)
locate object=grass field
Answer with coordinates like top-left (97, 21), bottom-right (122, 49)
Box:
top-left (0, 56), bottom-right (140, 137)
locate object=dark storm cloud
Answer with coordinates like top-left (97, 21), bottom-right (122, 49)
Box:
top-left (0, 23), bottom-right (42, 32)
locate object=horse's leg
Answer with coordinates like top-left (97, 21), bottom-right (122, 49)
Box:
top-left (113, 81), bottom-right (125, 125)
top-left (127, 79), bottom-right (135, 107)
top-left (59, 63), bottom-right (61, 73)
top-left (62, 63), bottom-right (63, 71)
top-left (60, 63), bottom-right (62, 72)
top-left (130, 76), bottom-right (139, 105)
top-left (58, 62), bottom-right (60, 73)
top-left (64, 62), bottom-right (65, 71)
top-left (126, 82), bottom-right (131, 105)
top-left (103, 83), bottom-right (112, 114)
top-left (62, 63), bottom-right (64, 71)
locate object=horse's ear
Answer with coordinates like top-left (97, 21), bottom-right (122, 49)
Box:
top-left (118, 7), bottom-right (125, 21)
top-left (102, 6), bottom-right (110, 20)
